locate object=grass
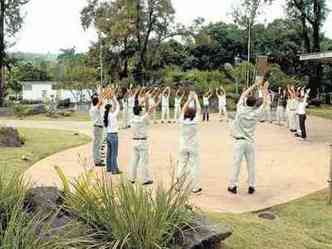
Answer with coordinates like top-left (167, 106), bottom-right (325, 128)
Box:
top-left (56, 167), bottom-right (194, 249)
top-left (0, 128), bottom-right (91, 173)
top-left (308, 105), bottom-right (332, 120)
top-left (0, 112), bottom-right (91, 122)
top-left (208, 189), bottom-right (332, 249)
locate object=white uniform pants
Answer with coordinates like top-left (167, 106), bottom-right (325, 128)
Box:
top-left (177, 148), bottom-right (200, 191)
top-left (161, 105), bottom-right (170, 122)
top-left (92, 126), bottom-right (104, 164)
top-left (129, 140), bottom-right (151, 183)
top-left (261, 105), bottom-right (272, 122)
top-left (174, 104), bottom-right (181, 121)
top-left (288, 110), bottom-right (297, 131)
top-left (276, 106), bottom-right (285, 124)
top-left (229, 139), bottom-right (256, 188)
top-left (219, 105), bottom-right (228, 120)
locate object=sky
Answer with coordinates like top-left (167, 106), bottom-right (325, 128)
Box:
top-left (9, 0), bottom-right (332, 54)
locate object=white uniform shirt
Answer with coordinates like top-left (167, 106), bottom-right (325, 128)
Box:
top-left (162, 95), bottom-right (169, 107)
top-left (89, 106), bottom-right (103, 126)
top-left (179, 115), bottom-right (199, 151)
top-left (128, 96), bottom-right (135, 107)
top-left (231, 98), bottom-right (264, 143)
top-left (288, 99), bottom-right (297, 111)
top-left (107, 104), bottom-right (120, 133)
top-left (175, 97), bottom-right (182, 107)
top-left (297, 101), bottom-right (307, 115)
top-left (203, 97), bottom-right (209, 107)
top-left (218, 95), bottom-right (226, 106)
top-left (131, 114), bottom-right (150, 139)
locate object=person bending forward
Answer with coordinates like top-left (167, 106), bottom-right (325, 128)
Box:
top-left (228, 79), bottom-right (269, 195)
top-left (177, 91), bottom-right (202, 194)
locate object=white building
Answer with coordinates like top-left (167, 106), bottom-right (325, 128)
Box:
top-left (22, 81), bottom-right (92, 103)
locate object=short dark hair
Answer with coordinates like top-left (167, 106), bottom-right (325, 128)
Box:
top-left (246, 96), bottom-right (257, 107)
top-left (133, 105), bottom-right (143, 116)
top-left (184, 107), bottom-right (196, 121)
top-left (91, 96), bottom-right (99, 106)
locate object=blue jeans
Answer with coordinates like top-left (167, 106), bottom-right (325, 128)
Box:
top-left (106, 133), bottom-right (119, 173)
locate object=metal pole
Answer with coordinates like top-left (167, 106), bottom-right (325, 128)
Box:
top-left (328, 144), bottom-right (332, 205)
top-left (99, 33), bottom-right (103, 86)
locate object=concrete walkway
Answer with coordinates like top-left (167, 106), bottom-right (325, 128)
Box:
top-left (1, 116), bottom-right (331, 214)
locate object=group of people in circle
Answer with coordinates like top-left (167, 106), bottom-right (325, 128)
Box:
top-left (90, 77), bottom-right (310, 195)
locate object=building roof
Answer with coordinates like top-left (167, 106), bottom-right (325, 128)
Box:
top-left (300, 51), bottom-right (332, 62)
top-left (21, 81), bottom-right (57, 85)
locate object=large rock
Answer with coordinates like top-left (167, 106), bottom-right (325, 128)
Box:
top-left (25, 187), bottom-right (63, 213)
top-left (179, 216), bottom-right (232, 249)
top-left (0, 127), bottom-right (24, 147)
top-left (25, 187), bottom-right (74, 233)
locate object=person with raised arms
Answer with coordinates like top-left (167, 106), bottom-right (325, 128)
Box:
top-left (276, 87), bottom-right (287, 126)
top-left (128, 94), bottom-right (162, 185)
top-left (202, 88), bottom-right (212, 122)
top-left (103, 88), bottom-right (122, 175)
top-left (161, 86), bottom-right (171, 124)
top-left (228, 78), bottom-right (269, 195)
top-left (287, 85), bottom-right (298, 133)
top-left (216, 86), bottom-right (228, 122)
top-left (89, 86), bottom-right (104, 167)
top-left (173, 87), bottom-right (185, 123)
top-left (295, 87), bottom-right (311, 140)
top-left (177, 91), bottom-right (202, 194)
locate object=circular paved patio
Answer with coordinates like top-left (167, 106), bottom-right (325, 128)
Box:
top-left (1, 115), bottom-right (331, 213)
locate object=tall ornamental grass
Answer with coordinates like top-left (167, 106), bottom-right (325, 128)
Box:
top-left (0, 168), bottom-right (28, 232)
top-left (55, 166), bottom-right (194, 249)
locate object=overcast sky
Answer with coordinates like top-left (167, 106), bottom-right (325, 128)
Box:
top-left (10, 0), bottom-right (332, 54)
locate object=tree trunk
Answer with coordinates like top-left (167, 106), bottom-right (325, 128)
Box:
top-left (300, 14), bottom-right (311, 53)
top-left (312, 0), bottom-right (321, 52)
top-left (0, 0), bottom-right (5, 107)
top-left (308, 0), bottom-right (322, 97)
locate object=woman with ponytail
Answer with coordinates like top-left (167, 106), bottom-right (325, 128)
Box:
top-left (104, 89), bottom-right (122, 175)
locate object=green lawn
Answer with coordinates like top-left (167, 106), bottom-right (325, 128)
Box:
top-left (0, 112), bottom-right (91, 122)
top-left (209, 190), bottom-right (332, 249)
top-left (308, 105), bottom-right (332, 120)
top-left (0, 128), bottom-right (91, 173)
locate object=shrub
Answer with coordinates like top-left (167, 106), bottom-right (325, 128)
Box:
top-left (20, 100), bottom-right (43, 105)
top-left (56, 166), bottom-right (194, 249)
top-left (13, 104), bottom-right (47, 118)
top-left (0, 168), bottom-right (28, 230)
top-left (0, 169), bottom-right (101, 249)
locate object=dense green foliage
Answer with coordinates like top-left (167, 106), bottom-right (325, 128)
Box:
top-left (5, 0), bottom-right (332, 98)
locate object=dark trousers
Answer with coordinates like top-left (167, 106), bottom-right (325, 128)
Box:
top-left (299, 114), bottom-right (307, 139)
top-left (203, 106), bottom-right (209, 121)
top-left (106, 133), bottom-right (119, 173)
